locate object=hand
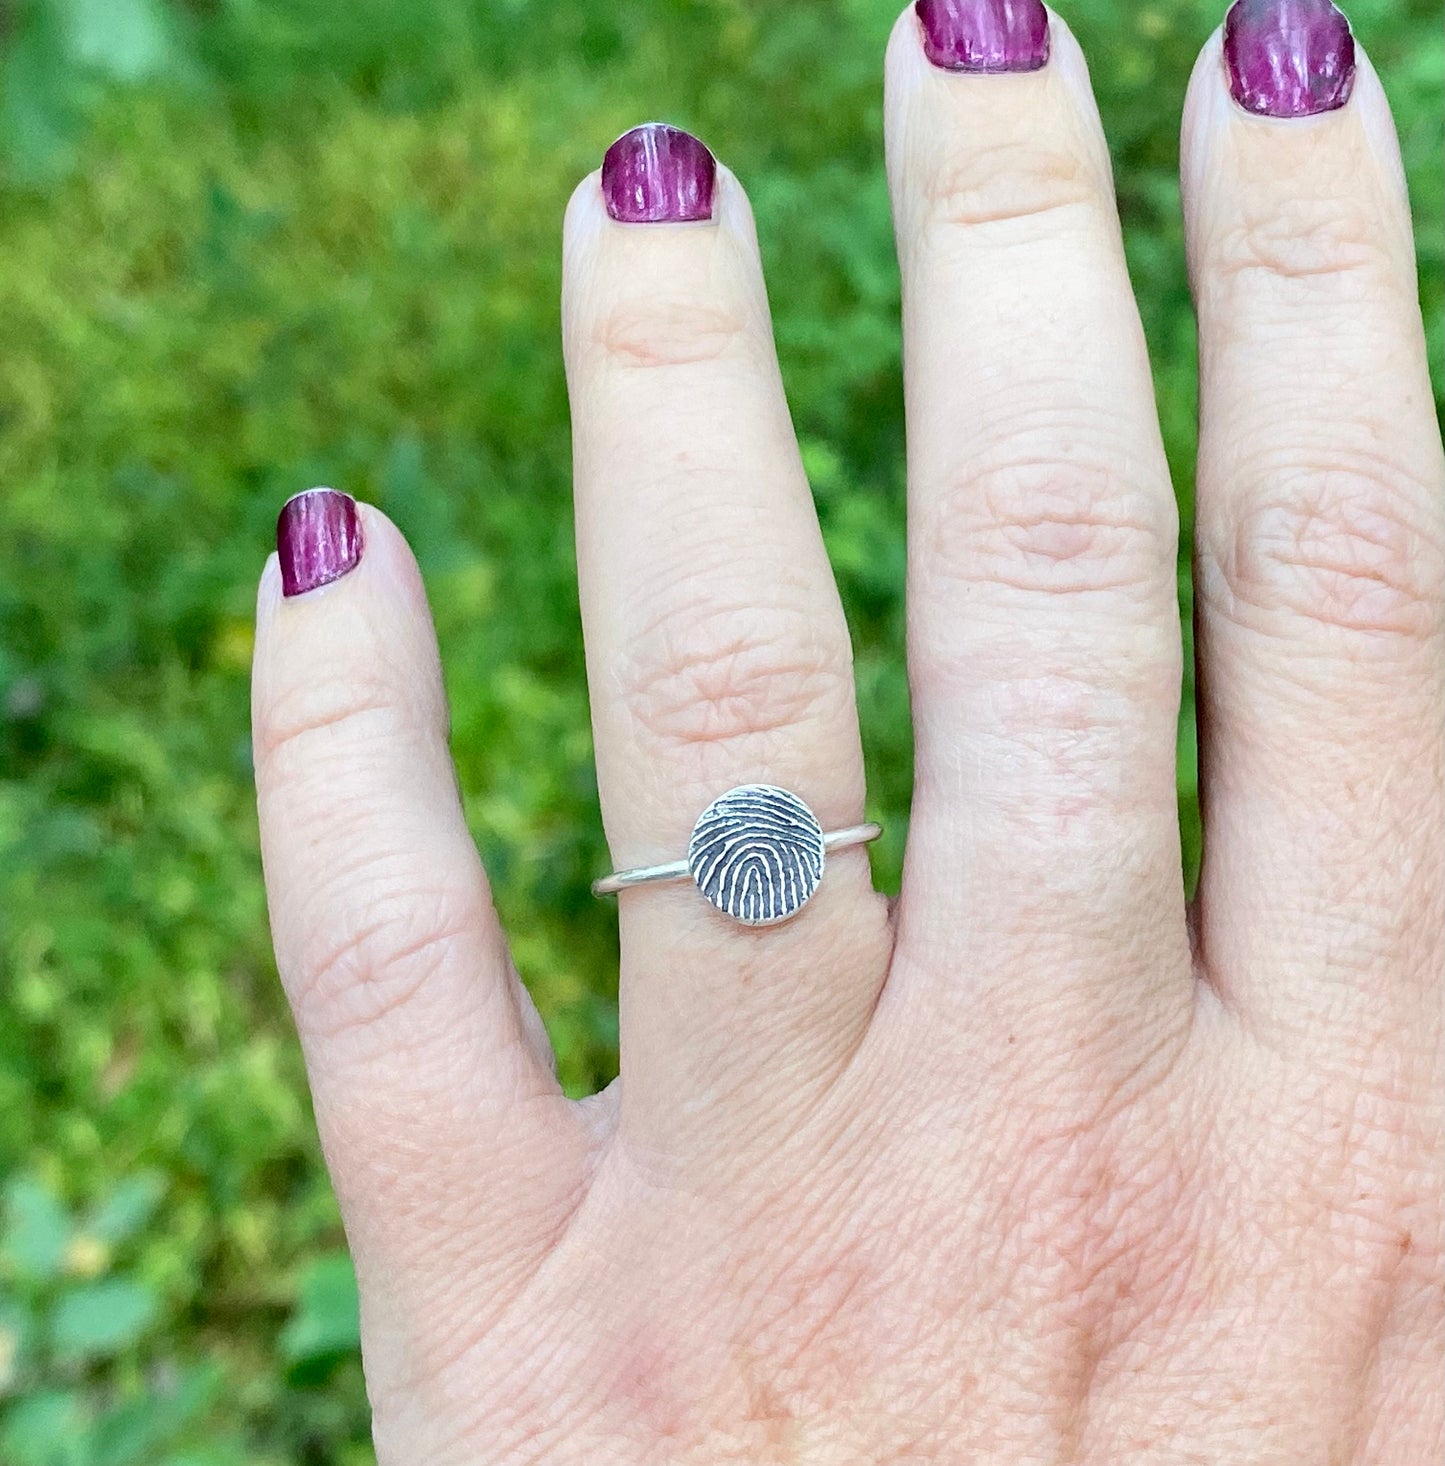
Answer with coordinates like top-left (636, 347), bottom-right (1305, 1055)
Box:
top-left (250, 2), bottom-right (1443, 1460)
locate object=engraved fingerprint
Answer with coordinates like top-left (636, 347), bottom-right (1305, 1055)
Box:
top-left (687, 785), bottom-right (826, 926)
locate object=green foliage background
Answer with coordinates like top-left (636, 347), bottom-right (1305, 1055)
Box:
top-left (0, 0), bottom-right (1439, 1458)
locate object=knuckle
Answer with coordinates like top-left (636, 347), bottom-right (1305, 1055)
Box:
top-left (921, 133), bottom-right (1106, 235)
top-left (960, 1083), bottom-right (1208, 1387)
top-left (927, 453), bottom-right (1176, 601)
top-left (1212, 194), bottom-right (1395, 288)
top-left (592, 293), bottom-right (751, 370)
top-left (293, 882), bottom-right (474, 1040)
top-left (619, 600), bottom-right (853, 758)
top-left (255, 670), bottom-right (432, 768)
top-left (1205, 458), bottom-right (1445, 641)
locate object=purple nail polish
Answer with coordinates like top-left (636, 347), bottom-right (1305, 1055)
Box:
top-left (915, 0), bottom-right (1050, 73)
top-left (1224, 0), bottom-right (1355, 118)
top-left (601, 123), bottom-right (716, 224)
top-left (277, 488), bottom-right (363, 597)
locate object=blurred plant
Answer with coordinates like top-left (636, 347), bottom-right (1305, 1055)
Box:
top-left (0, 1172), bottom-right (214, 1465)
top-left (1, 0), bottom-right (189, 181)
top-left (279, 1254), bottom-right (360, 1380)
top-left (0, 1173), bottom-right (367, 1460)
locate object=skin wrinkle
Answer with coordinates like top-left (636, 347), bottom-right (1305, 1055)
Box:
top-left (1195, 728), bottom-right (1441, 1024)
top-left (1197, 308), bottom-right (1420, 393)
top-left (1198, 630), bottom-right (1439, 728)
top-left (625, 966), bottom-right (850, 1170)
top-left (1203, 737), bottom-right (1435, 852)
top-left (254, 689), bottom-right (416, 763)
top-left (373, 1179), bottom-right (574, 1377)
top-left (281, 815), bottom-right (472, 907)
top-left (1206, 197), bottom-right (1403, 287)
top-left (629, 1019), bottom-right (853, 1172)
top-left (395, 1225), bottom-right (623, 1459)
top-left (297, 909), bottom-right (476, 1038)
top-left (920, 139), bottom-right (1102, 233)
top-left (1275, 1093), bottom-right (1427, 1454)
top-left (613, 606), bottom-right (855, 756)
top-left (912, 731), bottom-right (1173, 861)
top-left (592, 295), bottom-right (755, 372)
top-left (909, 394), bottom-right (1159, 480)
top-left (336, 1160), bottom-right (593, 1447)
top-left (1200, 466), bottom-right (1445, 641)
top-left (733, 1235), bottom-right (883, 1438)
top-left (621, 548), bottom-right (829, 650)
top-left (289, 862), bottom-right (477, 968)
top-left (920, 454), bottom-right (1177, 602)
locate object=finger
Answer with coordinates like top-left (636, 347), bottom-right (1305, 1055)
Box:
top-left (883, 5), bottom-right (1193, 1065)
top-left (1183, 6), bottom-right (1445, 1039)
top-left (563, 127), bottom-right (893, 1165)
top-left (253, 491), bottom-right (588, 1339)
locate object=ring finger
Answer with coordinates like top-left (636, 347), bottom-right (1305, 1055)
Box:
top-left (562, 126), bottom-right (893, 1172)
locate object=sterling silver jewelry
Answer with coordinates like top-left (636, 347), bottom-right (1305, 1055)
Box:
top-left (591, 784), bottom-right (881, 927)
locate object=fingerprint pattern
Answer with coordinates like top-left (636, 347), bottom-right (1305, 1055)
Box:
top-left (687, 785), bottom-right (826, 926)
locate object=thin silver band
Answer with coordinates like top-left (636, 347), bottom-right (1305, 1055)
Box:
top-left (591, 822), bottom-right (881, 898)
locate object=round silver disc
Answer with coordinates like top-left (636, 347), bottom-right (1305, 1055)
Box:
top-left (686, 784), bottom-right (826, 926)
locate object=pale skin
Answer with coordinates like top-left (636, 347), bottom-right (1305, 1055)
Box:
top-left (250, 10), bottom-right (1443, 1463)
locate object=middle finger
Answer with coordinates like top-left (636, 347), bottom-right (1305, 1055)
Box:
top-left (885, 4), bottom-right (1193, 1066)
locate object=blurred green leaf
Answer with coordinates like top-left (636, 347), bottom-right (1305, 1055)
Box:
top-left (61, 0), bottom-right (179, 81)
top-left (49, 1280), bottom-right (159, 1362)
top-left (3, 1180), bottom-right (70, 1283)
top-left (280, 1253), bottom-right (360, 1366)
top-left (0, 1296), bottom-right (35, 1397)
top-left (87, 1361), bottom-right (219, 1466)
top-left (83, 1174), bottom-right (165, 1249)
top-left (0, 1390), bottom-right (86, 1466)
top-left (160, 1451), bottom-right (250, 1466)
top-left (0, 2), bottom-right (78, 182)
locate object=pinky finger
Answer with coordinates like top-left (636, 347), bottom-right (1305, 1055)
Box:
top-left (252, 491), bottom-right (589, 1352)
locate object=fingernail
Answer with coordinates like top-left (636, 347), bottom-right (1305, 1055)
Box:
top-left (277, 488), bottom-right (363, 597)
top-left (601, 123), bottom-right (717, 224)
top-left (1224, 0), bottom-right (1355, 118)
top-left (915, 0), bottom-right (1050, 73)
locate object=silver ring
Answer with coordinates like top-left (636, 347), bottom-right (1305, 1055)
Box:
top-left (591, 784), bottom-right (881, 927)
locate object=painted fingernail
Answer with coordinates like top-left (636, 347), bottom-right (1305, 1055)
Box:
top-left (915, 0), bottom-right (1050, 73)
top-left (601, 123), bottom-right (716, 224)
top-left (277, 488), bottom-right (363, 597)
top-left (1224, 0), bottom-right (1355, 117)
